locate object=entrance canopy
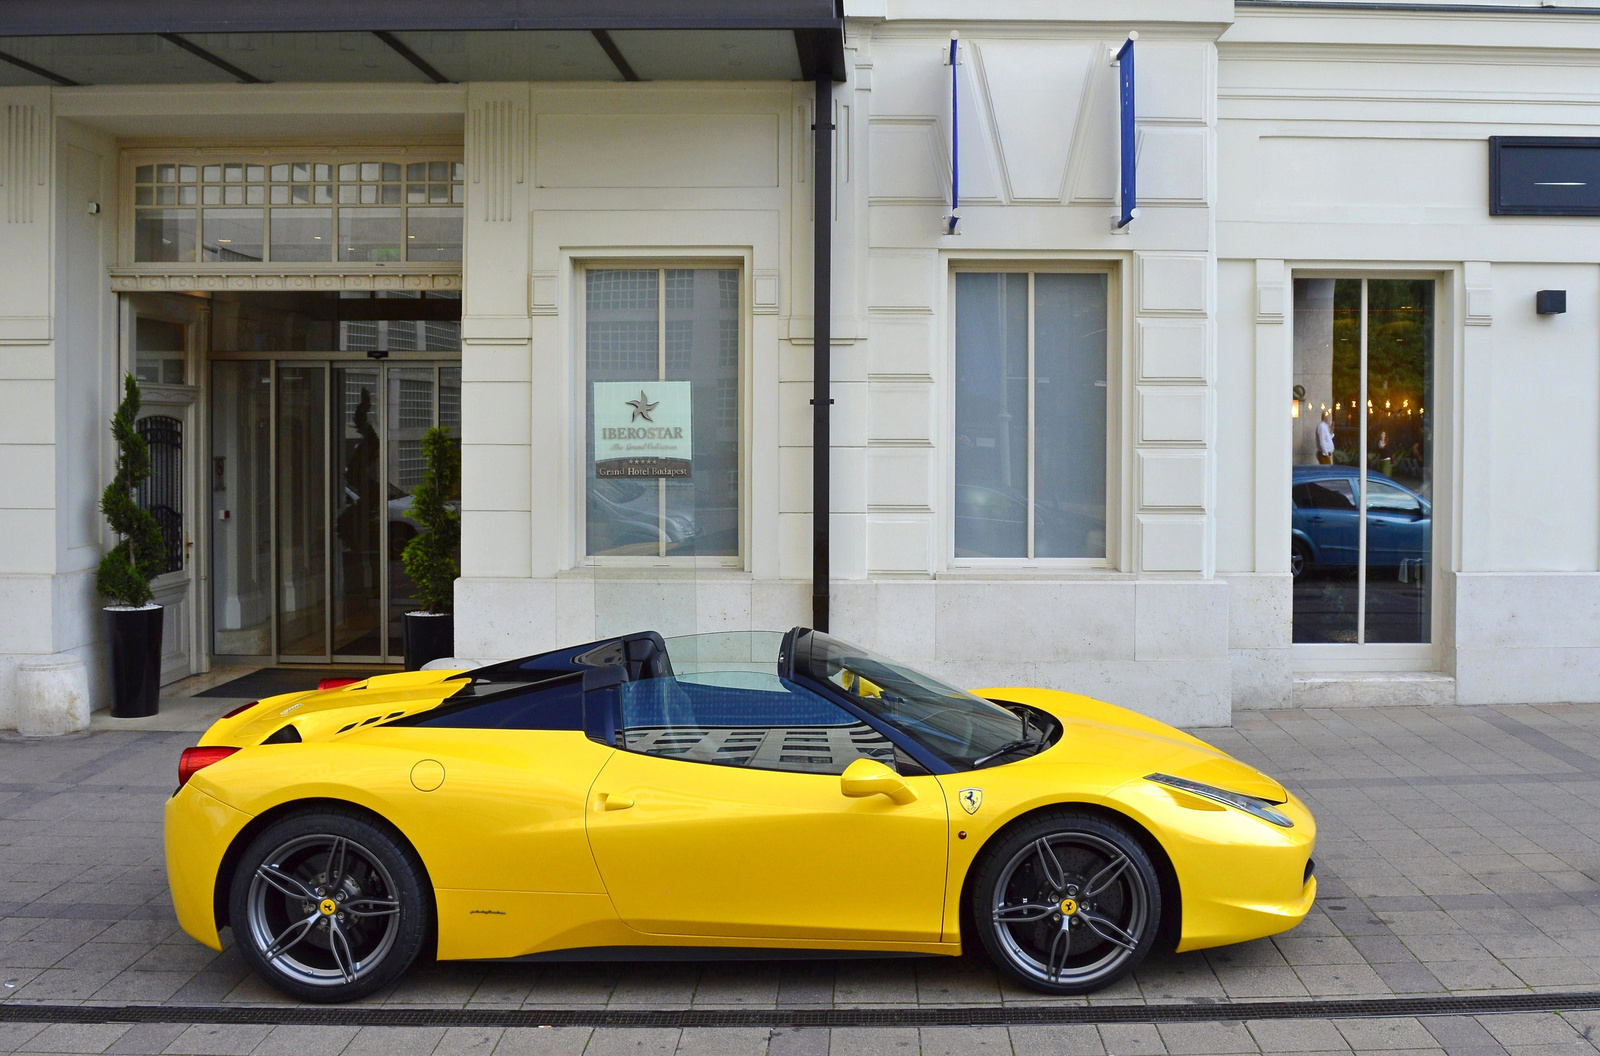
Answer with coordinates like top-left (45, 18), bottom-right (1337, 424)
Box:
top-left (0, 0), bottom-right (846, 88)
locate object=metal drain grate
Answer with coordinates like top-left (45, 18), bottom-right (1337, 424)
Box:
top-left (4, 993), bottom-right (1600, 1028)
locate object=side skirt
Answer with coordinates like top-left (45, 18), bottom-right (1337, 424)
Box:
top-left (502, 946), bottom-right (949, 964)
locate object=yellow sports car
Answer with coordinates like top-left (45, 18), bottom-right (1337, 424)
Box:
top-left (165, 628), bottom-right (1315, 1002)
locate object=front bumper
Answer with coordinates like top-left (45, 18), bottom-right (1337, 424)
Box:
top-left (1120, 780), bottom-right (1318, 952)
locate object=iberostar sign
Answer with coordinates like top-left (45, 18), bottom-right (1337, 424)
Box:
top-left (592, 380), bottom-right (692, 478)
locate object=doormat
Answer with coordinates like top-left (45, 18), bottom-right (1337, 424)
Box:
top-left (195, 667), bottom-right (397, 699)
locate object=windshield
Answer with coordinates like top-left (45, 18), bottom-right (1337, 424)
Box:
top-left (788, 630), bottom-right (1026, 769)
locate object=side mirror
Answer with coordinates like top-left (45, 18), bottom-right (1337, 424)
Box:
top-left (840, 758), bottom-right (917, 805)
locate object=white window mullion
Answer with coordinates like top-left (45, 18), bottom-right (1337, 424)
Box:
top-left (658, 268), bottom-right (668, 559)
top-left (1357, 278), bottom-right (1369, 645)
top-left (1026, 272), bottom-right (1037, 561)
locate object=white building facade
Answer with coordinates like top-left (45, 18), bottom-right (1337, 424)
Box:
top-left (2, 0), bottom-right (1598, 732)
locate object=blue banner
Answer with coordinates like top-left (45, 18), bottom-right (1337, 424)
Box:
top-left (1116, 34), bottom-right (1137, 228)
top-left (947, 33), bottom-right (960, 235)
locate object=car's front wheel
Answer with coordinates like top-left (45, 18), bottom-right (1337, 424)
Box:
top-left (229, 809), bottom-right (429, 1002)
top-left (970, 811), bottom-right (1162, 994)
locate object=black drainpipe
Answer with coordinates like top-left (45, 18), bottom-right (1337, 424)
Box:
top-left (811, 66), bottom-right (834, 633)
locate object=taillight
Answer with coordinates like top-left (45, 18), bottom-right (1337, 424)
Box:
top-left (319, 678), bottom-right (361, 691)
top-left (221, 700), bottom-right (258, 719)
top-left (178, 746), bottom-right (239, 789)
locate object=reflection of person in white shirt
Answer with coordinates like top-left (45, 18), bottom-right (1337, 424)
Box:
top-left (1315, 410), bottom-right (1335, 465)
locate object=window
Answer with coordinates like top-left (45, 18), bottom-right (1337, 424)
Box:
top-left (132, 157), bottom-right (463, 264)
top-left (1292, 278), bottom-right (1433, 646)
top-left (954, 271), bottom-right (1109, 561)
top-left (584, 267), bottom-right (740, 559)
top-left (134, 316), bottom-right (187, 385)
top-left (617, 672), bottom-right (895, 775)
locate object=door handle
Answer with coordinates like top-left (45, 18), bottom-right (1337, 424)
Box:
top-left (597, 793), bottom-right (634, 811)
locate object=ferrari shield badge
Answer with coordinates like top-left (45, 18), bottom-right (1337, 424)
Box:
top-left (958, 788), bottom-right (983, 814)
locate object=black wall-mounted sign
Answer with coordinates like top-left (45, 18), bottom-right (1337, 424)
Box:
top-left (1490, 137), bottom-right (1600, 216)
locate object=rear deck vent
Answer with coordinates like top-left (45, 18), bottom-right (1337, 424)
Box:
top-left (336, 723), bottom-right (357, 734)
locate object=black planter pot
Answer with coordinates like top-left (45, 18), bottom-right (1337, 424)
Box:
top-left (107, 605), bottom-right (163, 718)
top-left (403, 612), bottom-right (455, 671)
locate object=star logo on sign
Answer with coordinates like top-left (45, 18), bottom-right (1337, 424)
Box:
top-left (625, 391), bottom-right (658, 423)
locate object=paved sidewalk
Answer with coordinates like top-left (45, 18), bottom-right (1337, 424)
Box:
top-left (2, 703), bottom-right (1599, 1055)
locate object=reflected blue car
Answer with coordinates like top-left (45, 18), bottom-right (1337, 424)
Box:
top-left (1291, 465), bottom-right (1430, 578)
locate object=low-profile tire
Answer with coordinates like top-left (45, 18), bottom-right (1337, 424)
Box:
top-left (228, 808), bottom-right (429, 1003)
top-left (970, 810), bottom-right (1162, 995)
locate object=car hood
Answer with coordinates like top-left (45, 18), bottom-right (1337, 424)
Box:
top-left (977, 687), bottom-right (1289, 803)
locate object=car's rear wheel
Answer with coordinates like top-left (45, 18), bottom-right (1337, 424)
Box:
top-left (1291, 540), bottom-right (1311, 579)
top-left (971, 811), bottom-right (1161, 994)
top-left (229, 809), bottom-right (429, 1003)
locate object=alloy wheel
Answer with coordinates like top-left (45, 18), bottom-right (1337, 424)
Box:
top-left (985, 827), bottom-right (1152, 991)
top-left (244, 833), bottom-right (402, 989)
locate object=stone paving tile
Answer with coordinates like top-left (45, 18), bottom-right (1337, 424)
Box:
top-left (583, 1028), bottom-right (681, 1056)
top-left (341, 1025), bottom-right (447, 1056)
top-left (161, 1023), bottom-right (274, 1055)
top-left (248, 1025), bottom-right (361, 1056)
top-left (917, 1027), bottom-right (1010, 1056)
top-left (1007, 1024), bottom-right (1104, 1056)
top-left (13, 1025), bottom-right (131, 1055)
top-left (692, 965), bottom-right (781, 1007)
top-left (493, 1027), bottom-right (594, 1056)
top-left (826, 1028), bottom-right (917, 1056)
top-left (674, 1028), bottom-right (773, 1056)
top-left (1095, 1023), bottom-right (1168, 1055)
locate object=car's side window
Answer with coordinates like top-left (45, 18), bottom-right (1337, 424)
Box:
top-left (1304, 479), bottom-right (1357, 511)
top-left (1366, 480), bottom-right (1421, 514)
top-left (616, 671), bottom-right (897, 775)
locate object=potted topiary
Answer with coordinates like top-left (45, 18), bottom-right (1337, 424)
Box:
top-left (98, 374), bottom-right (168, 718)
top-left (400, 425), bottom-right (461, 670)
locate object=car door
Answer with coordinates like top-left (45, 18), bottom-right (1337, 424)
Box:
top-left (1300, 476), bottom-right (1360, 566)
top-left (584, 670), bottom-right (950, 942)
top-left (1365, 478), bottom-right (1428, 568)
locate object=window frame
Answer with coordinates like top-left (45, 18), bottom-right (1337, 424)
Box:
top-left (573, 256), bottom-right (749, 570)
top-left (1287, 269), bottom-right (1446, 673)
top-left (944, 260), bottom-right (1121, 571)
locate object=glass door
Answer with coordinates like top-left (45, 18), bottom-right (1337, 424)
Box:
top-left (1291, 278), bottom-right (1434, 649)
top-left (332, 367), bottom-right (383, 658)
top-left (276, 365), bottom-right (328, 657)
top-left (385, 365), bottom-right (461, 657)
top-left (211, 359), bottom-right (459, 664)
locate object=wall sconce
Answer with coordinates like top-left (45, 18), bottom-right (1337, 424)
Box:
top-left (1536, 290), bottom-right (1566, 315)
top-left (1291, 384), bottom-right (1305, 419)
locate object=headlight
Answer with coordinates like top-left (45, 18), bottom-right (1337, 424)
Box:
top-left (1146, 773), bottom-right (1293, 827)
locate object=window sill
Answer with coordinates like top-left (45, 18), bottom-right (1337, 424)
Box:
top-left (936, 565), bottom-right (1127, 581)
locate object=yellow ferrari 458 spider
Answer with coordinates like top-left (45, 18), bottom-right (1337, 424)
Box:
top-left (165, 628), bottom-right (1315, 1002)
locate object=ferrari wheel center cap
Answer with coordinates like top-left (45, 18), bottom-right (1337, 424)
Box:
top-left (318, 898), bottom-right (338, 916)
top-left (1059, 897), bottom-right (1079, 916)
